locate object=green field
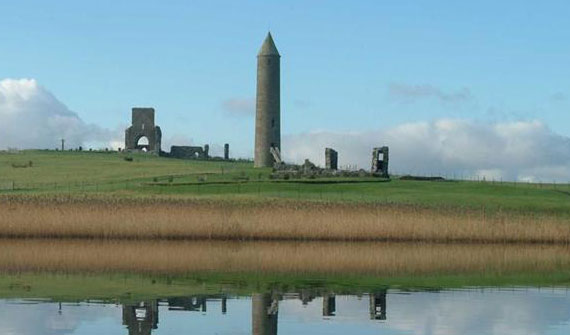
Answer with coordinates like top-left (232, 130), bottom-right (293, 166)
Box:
top-left (2, 150), bottom-right (570, 297)
top-left (1, 150), bottom-right (569, 215)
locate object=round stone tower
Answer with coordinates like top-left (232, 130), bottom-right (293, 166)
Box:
top-left (254, 32), bottom-right (281, 168)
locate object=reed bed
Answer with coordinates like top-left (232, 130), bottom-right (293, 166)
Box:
top-left (0, 196), bottom-right (568, 243)
top-left (1, 239), bottom-right (569, 276)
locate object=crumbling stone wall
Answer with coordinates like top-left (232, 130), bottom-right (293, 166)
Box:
top-left (224, 144), bottom-right (230, 160)
top-left (325, 148), bottom-right (338, 170)
top-left (124, 108), bottom-right (162, 154)
top-left (371, 146), bottom-right (389, 177)
top-left (170, 145), bottom-right (210, 159)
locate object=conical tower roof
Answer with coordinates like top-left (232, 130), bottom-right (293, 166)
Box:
top-left (258, 32), bottom-right (280, 57)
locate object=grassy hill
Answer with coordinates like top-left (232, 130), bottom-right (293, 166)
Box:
top-left (1, 150), bottom-right (569, 216)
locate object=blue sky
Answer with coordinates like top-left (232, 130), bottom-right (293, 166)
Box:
top-left (1, 1), bottom-right (569, 179)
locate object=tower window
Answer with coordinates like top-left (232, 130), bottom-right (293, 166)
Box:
top-left (271, 118), bottom-right (275, 128)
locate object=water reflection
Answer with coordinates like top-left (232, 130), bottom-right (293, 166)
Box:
top-left (370, 291), bottom-right (387, 320)
top-left (122, 301), bottom-right (158, 335)
top-left (2, 288), bottom-right (570, 335)
top-left (323, 293), bottom-right (335, 316)
top-left (252, 293), bottom-right (278, 335)
top-left (119, 290), bottom-right (387, 335)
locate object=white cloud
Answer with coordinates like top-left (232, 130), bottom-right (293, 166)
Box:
top-left (0, 78), bottom-right (120, 150)
top-left (280, 289), bottom-right (570, 335)
top-left (222, 98), bottom-right (255, 117)
top-left (388, 83), bottom-right (473, 103)
top-left (0, 300), bottom-right (121, 335)
top-left (283, 119), bottom-right (570, 181)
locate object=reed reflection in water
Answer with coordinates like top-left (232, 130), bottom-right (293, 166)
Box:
top-left (1, 239), bottom-right (570, 276)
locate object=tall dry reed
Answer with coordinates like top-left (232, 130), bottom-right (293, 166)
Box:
top-left (0, 196), bottom-right (568, 243)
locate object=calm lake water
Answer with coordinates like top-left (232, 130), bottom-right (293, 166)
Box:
top-left (2, 288), bottom-right (570, 335)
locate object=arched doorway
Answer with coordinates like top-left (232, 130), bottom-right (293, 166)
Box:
top-left (136, 136), bottom-right (150, 152)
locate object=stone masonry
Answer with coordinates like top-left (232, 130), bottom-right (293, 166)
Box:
top-left (254, 32), bottom-right (281, 168)
top-left (371, 146), bottom-right (389, 177)
top-left (224, 143), bottom-right (230, 160)
top-left (170, 145), bottom-right (209, 159)
top-left (325, 148), bottom-right (338, 170)
top-left (124, 107), bottom-right (162, 154)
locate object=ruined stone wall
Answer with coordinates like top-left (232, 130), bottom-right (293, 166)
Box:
top-left (371, 146), bottom-right (389, 177)
top-left (224, 143), bottom-right (230, 160)
top-left (325, 148), bottom-right (338, 170)
top-left (170, 145), bottom-right (209, 159)
top-left (124, 107), bottom-right (161, 154)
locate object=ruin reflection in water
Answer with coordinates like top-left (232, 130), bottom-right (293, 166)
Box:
top-left (120, 291), bottom-right (382, 335)
top-left (3, 288), bottom-right (570, 335)
top-left (122, 301), bottom-right (158, 335)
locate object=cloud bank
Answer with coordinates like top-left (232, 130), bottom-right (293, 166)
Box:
top-left (283, 119), bottom-right (570, 182)
top-left (0, 78), bottom-right (119, 150)
top-left (388, 83), bottom-right (473, 103)
top-left (280, 289), bottom-right (570, 335)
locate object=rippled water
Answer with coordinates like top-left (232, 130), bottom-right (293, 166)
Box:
top-left (2, 288), bottom-right (570, 335)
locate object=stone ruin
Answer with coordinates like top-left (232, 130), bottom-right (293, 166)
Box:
top-left (271, 146), bottom-right (390, 180)
top-left (325, 148), bottom-right (338, 170)
top-left (270, 146), bottom-right (282, 166)
top-left (224, 143), bottom-right (230, 160)
top-left (124, 107), bottom-right (162, 154)
top-left (168, 143), bottom-right (232, 161)
top-left (170, 145), bottom-right (209, 159)
top-left (123, 107), bottom-right (234, 161)
top-left (371, 146), bottom-right (389, 177)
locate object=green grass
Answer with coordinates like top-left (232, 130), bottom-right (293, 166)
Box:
top-left (3, 151), bottom-right (568, 300)
top-left (2, 150), bottom-right (570, 216)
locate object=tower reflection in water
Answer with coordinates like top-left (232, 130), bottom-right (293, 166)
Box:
top-left (252, 293), bottom-right (279, 335)
top-left (122, 301), bottom-right (159, 335)
top-left (370, 291), bottom-right (387, 320)
top-left (121, 290), bottom-right (387, 335)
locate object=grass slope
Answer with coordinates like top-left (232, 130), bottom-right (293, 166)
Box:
top-left (1, 150), bottom-right (569, 215)
top-left (0, 151), bottom-right (570, 216)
